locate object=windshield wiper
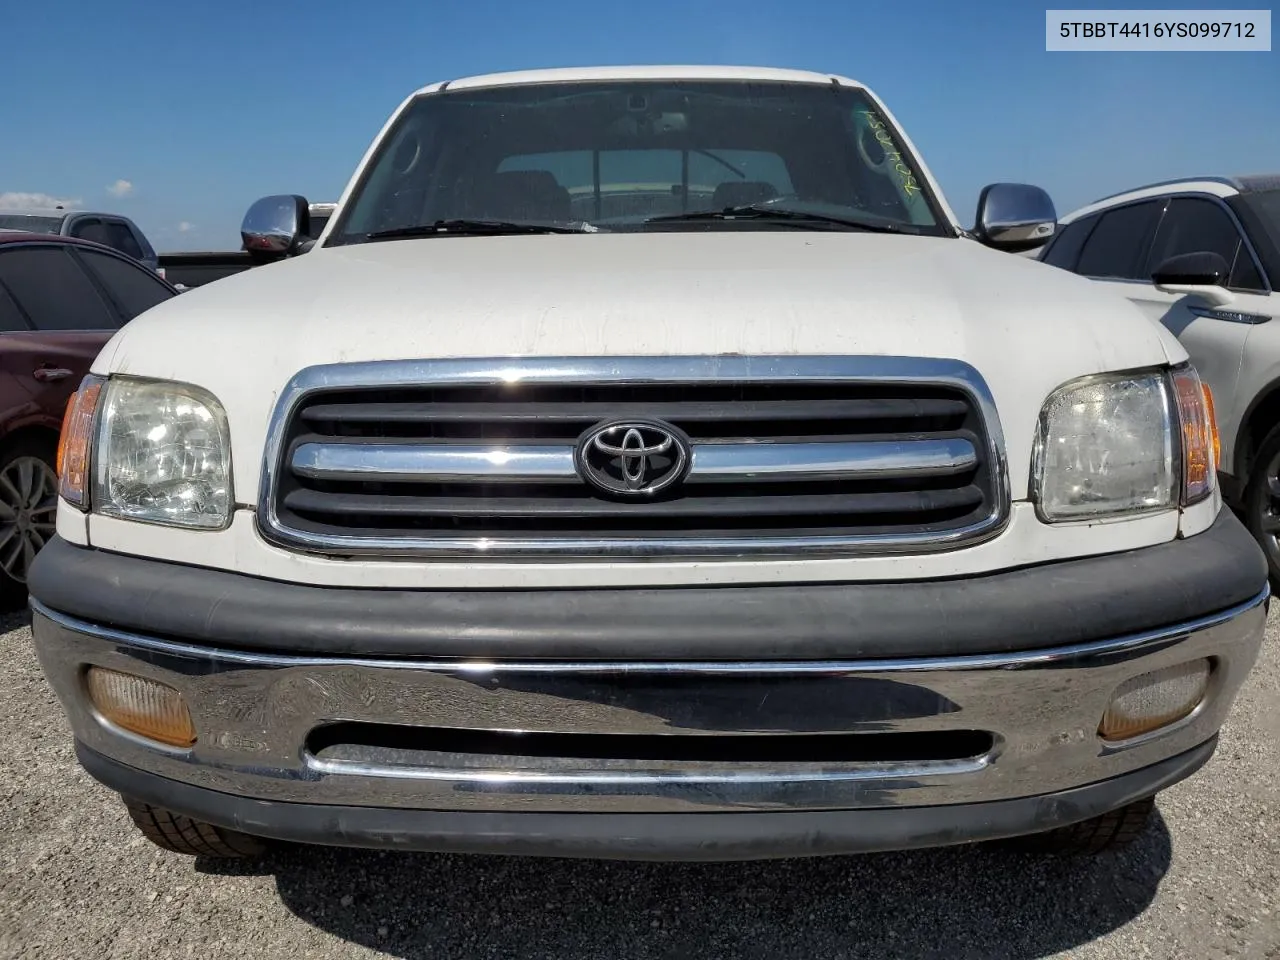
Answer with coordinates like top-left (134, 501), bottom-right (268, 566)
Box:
top-left (645, 205), bottom-right (915, 234)
top-left (364, 219), bottom-right (596, 241)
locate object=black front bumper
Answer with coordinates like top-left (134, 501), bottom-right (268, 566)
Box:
top-left (79, 739), bottom-right (1215, 861)
top-left (27, 509), bottom-right (1268, 660)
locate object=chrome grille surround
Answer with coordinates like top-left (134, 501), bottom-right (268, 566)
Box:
top-left (256, 356), bottom-right (1010, 559)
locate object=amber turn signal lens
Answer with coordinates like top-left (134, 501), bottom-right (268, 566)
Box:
top-left (57, 375), bottom-right (103, 508)
top-left (1171, 366), bottom-right (1216, 504)
top-left (85, 667), bottom-right (197, 748)
top-left (1098, 659), bottom-right (1210, 741)
top-left (1202, 382), bottom-right (1221, 471)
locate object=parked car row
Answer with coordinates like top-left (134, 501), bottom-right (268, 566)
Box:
top-left (0, 197), bottom-right (333, 597)
top-left (0, 231), bottom-right (177, 597)
top-left (0, 209), bottom-right (159, 273)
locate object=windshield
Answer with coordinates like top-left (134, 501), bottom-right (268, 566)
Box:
top-left (0, 214), bottom-right (63, 234)
top-left (328, 80), bottom-right (949, 244)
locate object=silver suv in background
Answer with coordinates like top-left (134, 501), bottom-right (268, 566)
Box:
top-left (1040, 175), bottom-right (1280, 580)
top-left (0, 209), bottom-right (159, 273)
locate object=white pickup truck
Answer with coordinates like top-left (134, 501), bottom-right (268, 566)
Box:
top-left (31, 66), bottom-right (1267, 863)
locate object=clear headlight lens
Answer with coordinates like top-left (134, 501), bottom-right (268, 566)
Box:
top-left (92, 378), bottom-right (232, 529)
top-left (1033, 371), bottom-right (1175, 521)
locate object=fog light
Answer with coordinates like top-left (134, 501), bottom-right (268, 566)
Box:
top-left (85, 667), bottom-right (196, 748)
top-left (1099, 659), bottom-right (1210, 741)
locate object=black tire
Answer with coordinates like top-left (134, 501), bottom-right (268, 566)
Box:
top-left (1012, 796), bottom-right (1155, 855)
top-left (0, 435), bottom-right (58, 606)
top-left (1244, 423), bottom-right (1280, 588)
top-left (122, 796), bottom-right (267, 859)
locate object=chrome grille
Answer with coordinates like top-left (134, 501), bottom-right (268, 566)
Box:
top-left (258, 357), bottom-right (1008, 557)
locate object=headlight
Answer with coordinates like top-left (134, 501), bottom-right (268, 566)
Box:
top-left (91, 378), bottom-right (232, 529)
top-left (1032, 366), bottom-right (1216, 522)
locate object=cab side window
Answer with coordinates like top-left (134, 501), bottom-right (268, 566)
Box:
top-left (103, 220), bottom-right (146, 261)
top-left (1074, 200), bottom-right (1163, 280)
top-left (70, 217), bottom-right (149, 263)
top-left (1145, 197), bottom-right (1264, 291)
top-left (69, 217), bottom-right (110, 245)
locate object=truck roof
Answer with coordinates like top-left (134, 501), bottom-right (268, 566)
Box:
top-left (417, 65), bottom-right (864, 96)
top-left (0, 229), bottom-right (136, 251)
top-left (0, 209), bottom-right (71, 219)
top-left (0, 208), bottom-right (144, 220)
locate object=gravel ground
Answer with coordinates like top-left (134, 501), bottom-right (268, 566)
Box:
top-left (1, 606), bottom-right (1277, 960)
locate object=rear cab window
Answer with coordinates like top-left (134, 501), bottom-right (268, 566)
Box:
top-left (498, 148), bottom-right (797, 221)
top-left (0, 214), bottom-right (64, 234)
top-left (103, 221), bottom-right (146, 261)
top-left (69, 218), bottom-right (109, 245)
top-left (71, 217), bottom-right (149, 263)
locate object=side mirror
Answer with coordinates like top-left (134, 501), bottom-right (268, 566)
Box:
top-left (972, 183), bottom-right (1057, 252)
top-left (241, 195), bottom-right (311, 264)
top-left (1151, 251), bottom-right (1235, 306)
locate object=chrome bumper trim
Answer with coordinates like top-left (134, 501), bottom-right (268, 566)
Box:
top-left (30, 587), bottom-right (1267, 674)
top-left (32, 588), bottom-right (1267, 814)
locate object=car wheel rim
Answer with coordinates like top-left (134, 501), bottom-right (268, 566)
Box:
top-left (0, 456), bottom-right (57, 584)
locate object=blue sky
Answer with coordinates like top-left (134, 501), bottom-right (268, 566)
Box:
top-left (1, 0), bottom-right (1275, 251)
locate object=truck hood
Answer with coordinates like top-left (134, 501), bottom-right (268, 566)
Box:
top-left (100, 231), bottom-right (1185, 502)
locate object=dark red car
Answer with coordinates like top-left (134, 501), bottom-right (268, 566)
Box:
top-left (0, 231), bottom-right (177, 600)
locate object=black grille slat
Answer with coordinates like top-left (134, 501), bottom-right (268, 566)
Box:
top-left (271, 377), bottom-right (997, 549)
top-left (301, 397), bottom-right (969, 426)
top-left (309, 723), bottom-right (995, 765)
top-left (284, 486), bottom-right (984, 520)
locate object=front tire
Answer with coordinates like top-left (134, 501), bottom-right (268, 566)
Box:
top-left (1012, 796), bottom-right (1155, 855)
top-left (123, 796), bottom-right (267, 859)
top-left (1243, 423), bottom-right (1280, 587)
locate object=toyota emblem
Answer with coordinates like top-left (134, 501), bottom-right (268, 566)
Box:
top-left (575, 420), bottom-right (691, 497)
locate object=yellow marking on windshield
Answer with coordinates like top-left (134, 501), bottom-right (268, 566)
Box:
top-left (860, 112), bottom-right (923, 199)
